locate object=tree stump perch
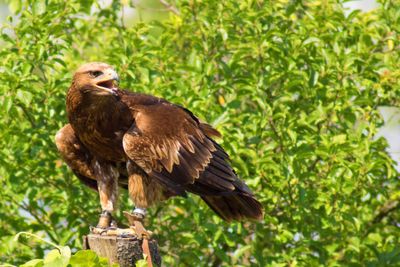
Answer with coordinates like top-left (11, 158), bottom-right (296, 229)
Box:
top-left (83, 234), bottom-right (161, 266)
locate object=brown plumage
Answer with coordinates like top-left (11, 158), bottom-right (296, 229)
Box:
top-left (55, 62), bottom-right (263, 223)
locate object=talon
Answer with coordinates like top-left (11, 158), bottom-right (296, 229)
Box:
top-left (110, 219), bottom-right (118, 229)
top-left (99, 229), bottom-right (108, 235)
top-left (90, 226), bottom-right (113, 235)
top-left (97, 210), bottom-right (113, 229)
top-left (117, 230), bottom-right (136, 238)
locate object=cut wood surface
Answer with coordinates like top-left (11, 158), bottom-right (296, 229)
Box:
top-left (84, 234), bottom-right (161, 267)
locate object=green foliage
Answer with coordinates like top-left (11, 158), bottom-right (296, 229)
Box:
top-left (11, 232), bottom-right (111, 267)
top-left (0, 0), bottom-right (399, 266)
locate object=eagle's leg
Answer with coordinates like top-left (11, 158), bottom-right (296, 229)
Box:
top-left (123, 208), bottom-right (152, 238)
top-left (125, 161), bottom-right (158, 238)
top-left (94, 161), bottom-right (119, 229)
top-left (55, 125), bottom-right (119, 230)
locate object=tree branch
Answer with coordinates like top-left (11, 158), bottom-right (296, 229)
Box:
top-left (15, 102), bottom-right (36, 128)
top-left (159, 0), bottom-right (180, 15)
top-left (372, 198), bottom-right (400, 224)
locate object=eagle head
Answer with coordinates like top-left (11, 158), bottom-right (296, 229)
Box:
top-left (72, 62), bottom-right (119, 96)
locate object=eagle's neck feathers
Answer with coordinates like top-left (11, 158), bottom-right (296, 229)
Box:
top-left (67, 85), bottom-right (120, 121)
top-left (66, 84), bottom-right (133, 161)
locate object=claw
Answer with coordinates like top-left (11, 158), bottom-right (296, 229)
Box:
top-left (91, 210), bottom-right (119, 234)
top-left (90, 210), bottom-right (152, 238)
top-left (90, 226), bottom-right (110, 235)
top-left (110, 219), bottom-right (118, 229)
top-left (97, 210), bottom-right (113, 229)
top-left (90, 226), bottom-right (137, 236)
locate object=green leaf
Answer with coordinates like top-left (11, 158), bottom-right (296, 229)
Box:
top-left (43, 249), bottom-right (65, 267)
top-left (332, 134), bottom-right (346, 144)
top-left (16, 90), bottom-right (33, 106)
top-left (69, 250), bottom-right (109, 267)
top-left (8, 0), bottom-right (22, 14)
top-left (20, 259), bottom-right (44, 267)
top-left (302, 37), bottom-right (320, 46)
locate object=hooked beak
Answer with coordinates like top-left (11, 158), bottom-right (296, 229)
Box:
top-left (95, 69), bottom-right (119, 96)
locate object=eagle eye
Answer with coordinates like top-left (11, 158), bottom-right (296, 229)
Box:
top-left (89, 71), bottom-right (103, 78)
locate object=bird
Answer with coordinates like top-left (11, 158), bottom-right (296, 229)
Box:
top-left (55, 62), bottom-right (263, 236)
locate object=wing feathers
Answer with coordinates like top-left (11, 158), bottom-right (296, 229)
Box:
top-left (209, 157), bottom-right (235, 178)
top-left (198, 170), bottom-right (235, 191)
top-left (207, 164), bottom-right (235, 182)
top-left (201, 194), bottom-right (263, 221)
top-left (177, 155), bottom-right (198, 180)
top-left (178, 147), bottom-right (201, 178)
top-left (121, 93), bottom-right (262, 221)
top-left (191, 137), bottom-right (213, 164)
top-left (199, 123), bottom-right (221, 138)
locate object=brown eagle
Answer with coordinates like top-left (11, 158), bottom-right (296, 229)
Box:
top-left (55, 62), bottom-right (263, 233)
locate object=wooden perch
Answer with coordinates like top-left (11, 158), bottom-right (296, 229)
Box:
top-left (83, 233), bottom-right (161, 266)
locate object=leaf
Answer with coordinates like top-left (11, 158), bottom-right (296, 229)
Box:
top-left (58, 246), bottom-right (71, 265)
top-left (14, 232), bottom-right (59, 249)
top-left (20, 259), bottom-right (44, 267)
top-left (332, 134), bottom-right (346, 144)
top-left (8, 0), bottom-right (22, 14)
top-left (232, 245), bottom-right (251, 261)
top-left (135, 258), bottom-right (149, 267)
top-left (211, 111), bottom-right (229, 127)
top-left (138, 67), bottom-right (150, 84)
top-left (16, 90), bottom-right (33, 106)
top-left (302, 37), bottom-right (320, 46)
top-left (43, 249), bottom-right (65, 267)
top-left (32, 0), bottom-right (46, 15)
top-left (218, 28), bottom-right (228, 41)
top-left (309, 70), bottom-right (319, 87)
top-left (69, 250), bottom-right (109, 267)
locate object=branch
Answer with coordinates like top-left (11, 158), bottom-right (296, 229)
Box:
top-left (268, 118), bottom-right (284, 152)
top-left (364, 196), bottom-right (400, 237)
top-left (15, 101), bottom-right (36, 128)
top-left (372, 198), bottom-right (400, 224)
top-left (159, 0), bottom-right (180, 15)
top-left (7, 197), bottom-right (59, 244)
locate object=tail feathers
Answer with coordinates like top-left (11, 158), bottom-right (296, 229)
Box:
top-left (201, 193), bottom-right (263, 221)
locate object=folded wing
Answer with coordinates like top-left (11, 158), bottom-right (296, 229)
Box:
top-left (122, 98), bottom-right (263, 221)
